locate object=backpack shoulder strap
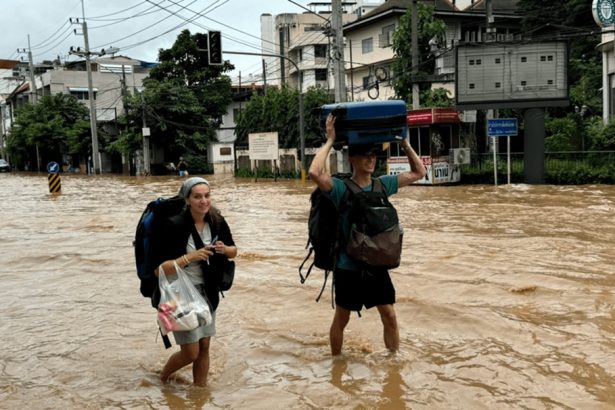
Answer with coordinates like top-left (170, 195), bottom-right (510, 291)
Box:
top-left (344, 176), bottom-right (385, 195)
top-left (343, 177), bottom-right (362, 194)
top-left (371, 177), bottom-right (384, 193)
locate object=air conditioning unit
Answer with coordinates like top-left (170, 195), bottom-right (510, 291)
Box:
top-left (450, 148), bottom-right (471, 165)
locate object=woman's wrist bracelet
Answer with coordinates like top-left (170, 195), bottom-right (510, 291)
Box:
top-left (182, 254), bottom-right (190, 265)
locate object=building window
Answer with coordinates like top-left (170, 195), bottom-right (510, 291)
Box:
top-left (314, 44), bottom-right (327, 58)
top-left (469, 59), bottom-right (475, 65)
top-left (381, 23), bottom-right (395, 47)
top-left (547, 79), bottom-right (553, 85)
top-left (495, 58), bottom-right (501, 64)
top-left (315, 69), bottom-right (327, 81)
top-left (305, 23), bottom-right (322, 32)
top-left (362, 37), bottom-right (373, 54)
top-left (521, 56), bottom-right (527, 62)
top-left (521, 81), bottom-right (527, 86)
top-left (469, 83), bottom-right (475, 89)
top-left (70, 90), bottom-right (96, 100)
top-left (362, 75), bottom-right (372, 90)
top-left (233, 108), bottom-right (241, 122)
top-left (298, 48), bottom-right (303, 62)
top-left (495, 82), bottom-right (501, 88)
top-left (476, 59), bottom-right (482, 65)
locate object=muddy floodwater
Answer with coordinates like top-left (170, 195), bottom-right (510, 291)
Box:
top-left (1, 172), bottom-right (614, 409)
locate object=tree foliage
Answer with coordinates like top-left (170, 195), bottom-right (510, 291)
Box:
top-left (234, 86), bottom-right (332, 149)
top-left (420, 87), bottom-right (453, 108)
top-left (7, 94), bottom-right (90, 168)
top-left (518, 0), bottom-right (602, 116)
top-left (113, 29), bottom-right (234, 159)
top-left (391, 3), bottom-right (446, 103)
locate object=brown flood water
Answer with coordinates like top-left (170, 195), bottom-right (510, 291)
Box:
top-left (1, 172), bottom-right (614, 409)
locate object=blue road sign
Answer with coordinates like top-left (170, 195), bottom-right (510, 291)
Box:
top-left (487, 118), bottom-right (518, 137)
top-left (47, 161), bottom-right (60, 173)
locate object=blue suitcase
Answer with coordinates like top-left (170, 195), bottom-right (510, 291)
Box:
top-left (318, 100), bottom-right (408, 145)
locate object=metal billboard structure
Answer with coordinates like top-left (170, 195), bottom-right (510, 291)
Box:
top-left (455, 41), bottom-right (570, 184)
top-left (455, 41), bottom-right (569, 110)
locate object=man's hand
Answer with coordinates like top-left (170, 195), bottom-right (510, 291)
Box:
top-left (326, 114), bottom-right (336, 143)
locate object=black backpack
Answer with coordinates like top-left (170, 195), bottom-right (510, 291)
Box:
top-left (299, 174), bottom-right (351, 304)
top-left (345, 178), bottom-right (402, 269)
top-left (134, 196), bottom-right (186, 304)
top-left (134, 195), bottom-right (186, 348)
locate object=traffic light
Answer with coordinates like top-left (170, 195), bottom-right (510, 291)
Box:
top-left (195, 32), bottom-right (209, 65)
top-left (208, 31), bottom-right (223, 65)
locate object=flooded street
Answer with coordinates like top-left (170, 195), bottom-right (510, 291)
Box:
top-left (1, 172), bottom-right (615, 409)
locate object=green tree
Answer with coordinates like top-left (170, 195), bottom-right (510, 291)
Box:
top-left (234, 86), bottom-right (332, 149)
top-left (391, 3), bottom-right (446, 103)
top-left (545, 115), bottom-right (579, 151)
top-left (518, 0), bottom-right (602, 116)
top-left (112, 29), bottom-right (234, 161)
top-left (591, 119), bottom-right (615, 151)
top-left (7, 94), bottom-right (90, 170)
top-left (421, 87), bottom-right (453, 107)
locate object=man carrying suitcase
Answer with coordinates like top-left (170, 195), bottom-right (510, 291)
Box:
top-left (308, 114), bottom-right (426, 355)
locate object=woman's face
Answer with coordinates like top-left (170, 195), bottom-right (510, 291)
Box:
top-left (187, 183), bottom-right (211, 215)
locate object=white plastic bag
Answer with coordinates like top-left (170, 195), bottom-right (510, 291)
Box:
top-left (157, 262), bottom-right (212, 335)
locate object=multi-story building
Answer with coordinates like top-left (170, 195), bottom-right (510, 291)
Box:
top-left (342, 0), bottom-right (522, 102)
top-left (39, 56), bottom-right (150, 123)
top-left (0, 59), bottom-right (25, 158)
top-left (259, 2), bottom-right (360, 94)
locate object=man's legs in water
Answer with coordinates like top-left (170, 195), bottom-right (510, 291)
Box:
top-left (330, 306), bottom-right (351, 355)
top-left (377, 304), bottom-right (399, 352)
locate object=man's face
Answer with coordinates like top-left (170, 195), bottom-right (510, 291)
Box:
top-left (350, 152), bottom-right (377, 173)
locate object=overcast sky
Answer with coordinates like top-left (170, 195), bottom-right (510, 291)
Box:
top-left (1, 0), bottom-right (311, 81)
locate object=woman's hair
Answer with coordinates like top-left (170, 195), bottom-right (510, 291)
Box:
top-left (206, 205), bottom-right (223, 228)
top-left (179, 177), bottom-right (209, 199)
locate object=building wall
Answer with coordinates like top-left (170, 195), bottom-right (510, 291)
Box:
top-left (40, 64), bottom-right (148, 121)
top-left (272, 11), bottom-right (357, 92)
top-left (345, 16), bottom-right (397, 101)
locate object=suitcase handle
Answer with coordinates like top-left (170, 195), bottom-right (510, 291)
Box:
top-left (357, 130), bottom-right (404, 139)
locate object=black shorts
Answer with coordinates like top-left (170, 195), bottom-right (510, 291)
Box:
top-left (333, 267), bottom-right (396, 312)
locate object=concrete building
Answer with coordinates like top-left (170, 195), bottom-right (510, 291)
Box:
top-left (342, 0), bottom-right (522, 102)
top-left (39, 56), bottom-right (150, 122)
top-left (258, 2), bottom-right (359, 94)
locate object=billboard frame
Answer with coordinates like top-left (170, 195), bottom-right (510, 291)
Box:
top-left (455, 40), bottom-right (569, 110)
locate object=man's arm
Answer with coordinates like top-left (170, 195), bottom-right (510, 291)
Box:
top-left (397, 138), bottom-right (426, 188)
top-left (308, 114), bottom-right (336, 193)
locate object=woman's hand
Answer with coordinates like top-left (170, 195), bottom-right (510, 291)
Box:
top-left (189, 247), bottom-right (214, 262)
top-left (212, 240), bottom-right (226, 256)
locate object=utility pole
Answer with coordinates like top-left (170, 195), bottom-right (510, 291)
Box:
top-left (141, 92), bottom-right (150, 176)
top-left (120, 65), bottom-right (130, 175)
top-left (68, 0), bottom-right (102, 174)
top-left (485, 0), bottom-right (495, 42)
top-left (18, 36), bottom-right (40, 171)
top-left (411, 0), bottom-right (419, 109)
top-left (331, 0), bottom-right (347, 102)
top-left (17, 36), bottom-right (37, 104)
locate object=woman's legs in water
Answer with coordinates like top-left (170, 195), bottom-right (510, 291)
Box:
top-left (161, 337), bottom-right (211, 385)
top-left (193, 337), bottom-right (211, 386)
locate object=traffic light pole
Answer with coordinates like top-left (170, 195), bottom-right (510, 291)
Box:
top-left (222, 50), bottom-right (306, 182)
